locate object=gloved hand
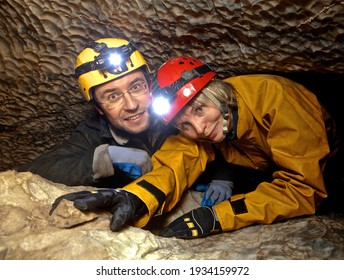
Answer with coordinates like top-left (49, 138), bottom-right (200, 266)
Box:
top-left (159, 207), bottom-right (221, 239)
top-left (195, 180), bottom-right (233, 206)
top-left (108, 146), bottom-right (152, 179)
top-left (49, 188), bottom-right (147, 231)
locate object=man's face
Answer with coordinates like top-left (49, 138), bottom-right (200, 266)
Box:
top-left (93, 70), bottom-right (152, 134)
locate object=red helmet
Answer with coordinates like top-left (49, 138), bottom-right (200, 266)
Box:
top-left (153, 56), bottom-right (216, 124)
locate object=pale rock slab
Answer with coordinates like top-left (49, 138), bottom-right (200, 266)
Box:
top-left (1, 170), bottom-right (343, 260)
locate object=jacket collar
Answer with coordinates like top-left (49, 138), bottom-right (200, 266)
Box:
top-left (108, 124), bottom-right (130, 145)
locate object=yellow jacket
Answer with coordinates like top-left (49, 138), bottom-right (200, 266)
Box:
top-left (124, 74), bottom-right (333, 231)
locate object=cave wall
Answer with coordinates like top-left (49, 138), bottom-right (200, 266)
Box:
top-left (1, 0), bottom-right (344, 171)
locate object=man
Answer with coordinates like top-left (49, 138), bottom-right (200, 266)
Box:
top-left (16, 38), bottom-right (166, 187)
top-left (16, 38), bottom-right (232, 206)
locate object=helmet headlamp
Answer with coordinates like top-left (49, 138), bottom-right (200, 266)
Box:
top-left (151, 85), bottom-right (178, 116)
top-left (75, 38), bottom-right (150, 102)
top-left (75, 41), bottom-right (138, 78)
top-left (152, 64), bottom-right (214, 119)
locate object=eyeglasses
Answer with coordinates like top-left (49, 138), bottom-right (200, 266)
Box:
top-left (96, 81), bottom-right (148, 109)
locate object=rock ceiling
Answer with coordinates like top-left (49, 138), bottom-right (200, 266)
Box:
top-left (0, 0), bottom-right (344, 170)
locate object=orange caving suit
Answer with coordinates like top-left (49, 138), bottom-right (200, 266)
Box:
top-left (123, 74), bottom-right (335, 231)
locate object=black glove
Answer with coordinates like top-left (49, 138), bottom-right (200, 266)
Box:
top-left (49, 189), bottom-right (147, 231)
top-left (159, 207), bottom-right (222, 239)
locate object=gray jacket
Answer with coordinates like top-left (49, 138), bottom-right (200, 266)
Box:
top-left (16, 114), bottom-right (177, 187)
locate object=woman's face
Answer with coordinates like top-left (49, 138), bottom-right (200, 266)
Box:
top-left (173, 99), bottom-right (225, 143)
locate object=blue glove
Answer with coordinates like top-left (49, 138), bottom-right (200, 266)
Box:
top-left (108, 146), bottom-right (152, 179)
top-left (195, 180), bottom-right (233, 207)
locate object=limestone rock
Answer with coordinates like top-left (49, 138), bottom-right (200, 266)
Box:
top-left (1, 0), bottom-right (344, 261)
top-left (0, 0), bottom-right (343, 171)
top-left (1, 170), bottom-right (344, 260)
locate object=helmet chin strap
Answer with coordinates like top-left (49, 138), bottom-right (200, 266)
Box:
top-left (203, 92), bottom-right (229, 140)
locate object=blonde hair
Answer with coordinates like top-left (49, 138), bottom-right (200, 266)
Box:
top-left (189, 79), bottom-right (238, 110)
top-left (200, 79), bottom-right (237, 110)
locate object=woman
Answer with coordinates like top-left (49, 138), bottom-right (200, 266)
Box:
top-left (151, 56), bottom-right (339, 239)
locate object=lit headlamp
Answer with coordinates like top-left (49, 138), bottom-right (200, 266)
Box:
top-left (75, 41), bottom-right (138, 78)
top-left (151, 64), bottom-right (213, 117)
top-left (151, 86), bottom-right (178, 116)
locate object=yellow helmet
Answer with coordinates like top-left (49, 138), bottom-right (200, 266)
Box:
top-left (75, 38), bottom-right (150, 101)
